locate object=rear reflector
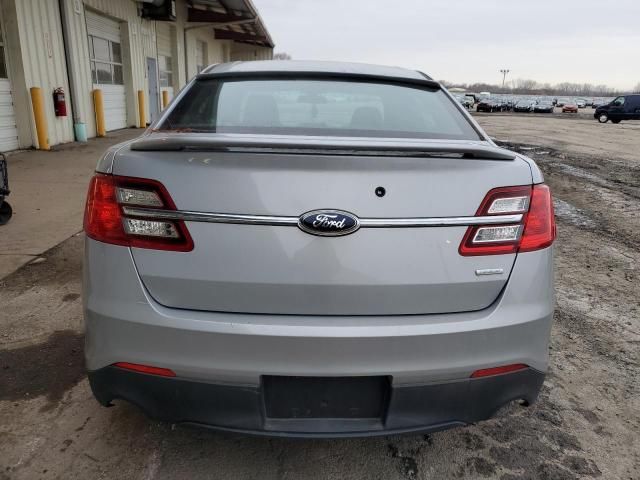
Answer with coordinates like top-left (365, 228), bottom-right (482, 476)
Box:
top-left (84, 174), bottom-right (193, 252)
top-left (460, 184), bottom-right (555, 256)
top-left (470, 363), bottom-right (528, 378)
top-left (113, 362), bottom-right (176, 377)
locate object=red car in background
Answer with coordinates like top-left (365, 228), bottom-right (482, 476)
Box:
top-left (562, 103), bottom-right (578, 113)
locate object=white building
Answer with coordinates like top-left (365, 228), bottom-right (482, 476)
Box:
top-left (0, 0), bottom-right (274, 151)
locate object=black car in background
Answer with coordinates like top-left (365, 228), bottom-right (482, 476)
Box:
top-left (476, 98), bottom-right (502, 112)
top-left (514, 100), bottom-right (533, 112)
top-left (594, 95), bottom-right (640, 123)
top-left (534, 101), bottom-right (554, 113)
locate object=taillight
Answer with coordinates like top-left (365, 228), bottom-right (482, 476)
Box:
top-left (459, 184), bottom-right (555, 256)
top-left (519, 184), bottom-right (556, 252)
top-left (84, 174), bottom-right (193, 252)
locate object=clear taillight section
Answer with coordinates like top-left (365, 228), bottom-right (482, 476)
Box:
top-left (459, 184), bottom-right (555, 256)
top-left (84, 174), bottom-right (193, 252)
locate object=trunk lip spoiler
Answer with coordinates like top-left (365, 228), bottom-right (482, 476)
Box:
top-left (195, 70), bottom-right (442, 90)
top-left (121, 206), bottom-right (523, 228)
top-left (130, 135), bottom-right (516, 161)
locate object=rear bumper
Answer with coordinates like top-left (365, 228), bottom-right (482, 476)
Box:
top-left (84, 240), bottom-right (554, 385)
top-left (89, 366), bottom-right (545, 437)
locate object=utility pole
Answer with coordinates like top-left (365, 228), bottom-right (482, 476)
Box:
top-left (500, 69), bottom-right (510, 89)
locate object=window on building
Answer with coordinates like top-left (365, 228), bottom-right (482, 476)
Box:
top-left (159, 55), bottom-right (173, 87)
top-left (89, 34), bottom-right (124, 85)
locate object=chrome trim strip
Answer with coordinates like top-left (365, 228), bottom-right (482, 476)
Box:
top-left (122, 207), bottom-right (523, 228)
top-left (122, 207), bottom-right (298, 226)
top-left (359, 215), bottom-right (522, 227)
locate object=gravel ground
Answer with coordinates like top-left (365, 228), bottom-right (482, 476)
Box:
top-left (1, 114), bottom-right (639, 479)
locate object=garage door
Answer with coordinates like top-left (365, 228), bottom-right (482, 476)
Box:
top-left (0, 20), bottom-right (18, 151)
top-left (86, 10), bottom-right (127, 131)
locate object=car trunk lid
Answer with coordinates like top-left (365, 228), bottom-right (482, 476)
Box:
top-left (115, 134), bottom-right (531, 315)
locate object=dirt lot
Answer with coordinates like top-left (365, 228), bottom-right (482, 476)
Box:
top-left (1, 115), bottom-right (639, 479)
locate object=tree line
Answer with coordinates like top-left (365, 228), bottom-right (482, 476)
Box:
top-left (270, 53), bottom-right (640, 97)
top-left (440, 78), bottom-right (640, 97)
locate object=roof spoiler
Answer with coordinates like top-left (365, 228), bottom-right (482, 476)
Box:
top-left (195, 70), bottom-right (442, 90)
top-left (130, 135), bottom-right (516, 160)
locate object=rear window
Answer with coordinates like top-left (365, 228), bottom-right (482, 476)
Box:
top-left (160, 77), bottom-right (481, 140)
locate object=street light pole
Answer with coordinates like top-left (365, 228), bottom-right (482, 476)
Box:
top-left (500, 69), bottom-right (510, 89)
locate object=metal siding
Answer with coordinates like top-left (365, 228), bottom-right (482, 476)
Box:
top-left (156, 22), bottom-right (173, 104)
top-left (187, 30), bottom-right (227, 79)
top-left (14, 0), bottom-right (74, 147)
top-left (156, 22), bottom-right (171, 57)
top-left (230, 44), bottom-right (273, 61)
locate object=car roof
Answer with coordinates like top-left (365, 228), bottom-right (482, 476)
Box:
top-left (202, 60), bottom-right (432, 82)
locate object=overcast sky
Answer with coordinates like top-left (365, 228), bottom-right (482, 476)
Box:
top-left (253, 0), bottom-right (640, 90)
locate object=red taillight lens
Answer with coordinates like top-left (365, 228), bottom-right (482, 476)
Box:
top-left (519, 184), bottom-right (556, 252)
top-left (113, 362), bottom-right (176, 377)
top-left (83, 174), bottom-right (193, 252)
top-left (84, 175), bottom-right (128, 246)
top-left (459, 184), bottom-right (555, 256)
top-left (470, 363), bottom-right (529, 378)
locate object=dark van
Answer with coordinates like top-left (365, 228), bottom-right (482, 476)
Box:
top-left (594, 94), bottom-right (640, 123)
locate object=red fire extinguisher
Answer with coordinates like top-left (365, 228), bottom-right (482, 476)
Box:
top-left (53, 88), bottom-right (67, 117)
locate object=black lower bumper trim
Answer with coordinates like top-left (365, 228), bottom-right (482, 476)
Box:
top-left (88, 367), bottom-right (544, 438)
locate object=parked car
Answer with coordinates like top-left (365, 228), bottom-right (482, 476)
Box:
top-left (454, 94), bottom-right (474, 109)
top-left (575, 99), bottom-right (587, 108)
top-left (463, 95), bottom-right (476, 108)
top-left (556, 98), bottom-right (570, 107)
top-left (533, 101), bottom-right (554, 113)
top-left (501, 98), bottom-right (514, 111)
top-left (83, 60), bottom-right (556, 437)
top-left (476, 98), bottom-right (501, 112)
top-left (514, 100), bottom-right (533, 112)
top-left (594, 94), bottom-right (640, 123)
top-left (562, 103), bottom-right (578, 113)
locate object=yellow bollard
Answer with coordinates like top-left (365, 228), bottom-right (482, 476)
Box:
top-left (93, 89), bottom-right (106, 137)
top-left (29, 87), bottom-right (50, 150)
top-left (137, 90), bottom-right (146, 128)
top-left (162, 90), bottom-right (170, 109)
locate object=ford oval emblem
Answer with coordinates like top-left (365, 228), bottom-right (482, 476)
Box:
top-left (298, 209), bottom-right (361, 237)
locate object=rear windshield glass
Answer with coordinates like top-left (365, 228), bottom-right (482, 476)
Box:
top-left (160, 78), bottom-right (481, 140)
